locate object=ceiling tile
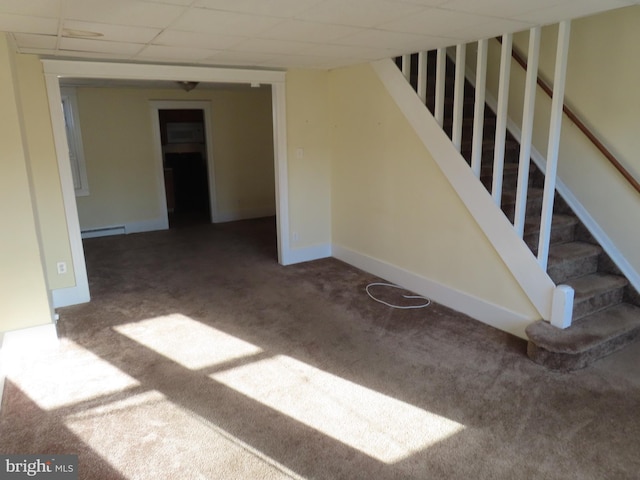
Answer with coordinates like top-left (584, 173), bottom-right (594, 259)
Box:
top-left (194, 0), bottom-right (323, 18)
top-left (334, 29), bottom-right (449, 51)
top-left (171, 7), bottom-right (282, 35)
top-left (294, 0), bottom-right (426, 28)
top-left (60, 37), bottom-right (144, 55)
top-left (442, 0), bottom-right (574, 18)
top-left (0, 14), bottom-right (58, 35)
top-left (304, 43), bottom-right (398, 60)
top-left (153, 30), bottom-right (245, 50)
top-left (513, 0), bottom-right (632, 24)
top-left (136, 44), bottom-right (218, 62)
top-left (12, 33), bottom-right (58, 49)
top-left (62, 20), bottom-right (161, 43)
top-left (202, 50), bottom-right (279, 67)
top-left (379, 7), bottom-right (496, 36)
top-left (257, 19), bottom-right (363, 43)
top-left (0, 0), bottom-right (61, 17)
top-left (229, 37), bottom-right (314, 55)
top-left (63, 0), bottom-right (185, 28)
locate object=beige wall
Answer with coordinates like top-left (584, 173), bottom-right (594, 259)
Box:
top-left (480, 6), bottom-right (640, 278)
top-left (0, 36), bottom-right (52, 332)
top-left (75, 86), bottom-right (275, 230)
top-left (13, 54), bottom-right (75, 290)
top-left (285, 70), bottom-right (332, 249)
top-left (328, 63), bottom-right (539, 319)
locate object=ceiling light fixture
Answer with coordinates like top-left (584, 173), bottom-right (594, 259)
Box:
top-left (176, 81), bottom-right (199, 92)
top-left (62, 28), bottom-right (104, 38)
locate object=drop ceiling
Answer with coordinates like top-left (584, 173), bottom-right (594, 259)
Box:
top-left (1, 0), bottom-right (637, 70)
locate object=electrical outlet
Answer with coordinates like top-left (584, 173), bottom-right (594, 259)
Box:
top-left (56, 262), bottom-right (67, 275)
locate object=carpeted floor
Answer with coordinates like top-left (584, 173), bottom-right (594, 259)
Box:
top-left (1, 217), bottom-right (639, 479)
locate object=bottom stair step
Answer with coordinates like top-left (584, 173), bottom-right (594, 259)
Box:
top-left (525, 303), bottom-right (640, 371)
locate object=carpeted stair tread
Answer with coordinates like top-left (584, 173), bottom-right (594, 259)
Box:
top-left (546, 241), bottom-right (601, 283)
top-left (524, 213), bottom-right (577, 236)
top-left (564, 273), bottom-right (629, 320)
top-left (525, 302), bottom-right (640, 371)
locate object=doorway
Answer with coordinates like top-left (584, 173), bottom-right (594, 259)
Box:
top-left (158, 109), bottom-right (211, 228)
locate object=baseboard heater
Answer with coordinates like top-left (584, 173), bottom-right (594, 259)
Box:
top-left (81, 225), bottom-right (126, 239)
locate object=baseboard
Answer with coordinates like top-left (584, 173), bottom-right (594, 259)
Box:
top-left (282, 243), bottom-right (332, 266)
top-left (81, 218), bottom-right (169, 239)
top-left (213, 207), bottom-right (276, 224)
top-left (52, 284), bottom-right (90, 308)
top-left (333, 244), bottom-right (534, 339)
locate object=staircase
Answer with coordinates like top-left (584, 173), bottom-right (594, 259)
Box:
top-left (397, 51), bottom-right (640, 371)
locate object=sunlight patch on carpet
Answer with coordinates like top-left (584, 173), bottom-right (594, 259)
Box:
top-left (7, 340), bottom-right (139, 410)
top-left (114, 314), bottom-right (263, 370)
top-left (64, 390), bottom-right (305, 480)
top-left (211, 355), bottom-right (465, 463)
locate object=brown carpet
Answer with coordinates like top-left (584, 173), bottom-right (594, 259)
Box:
top-left (1, 217), bottom-right (639, 479)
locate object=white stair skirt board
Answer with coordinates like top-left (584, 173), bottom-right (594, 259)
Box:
top-left (333, 244), bottom-right (533, 339)
top-left (282, 243), bottom-right (332, 266)
top-left (371, 58), bottom-right (555, 322)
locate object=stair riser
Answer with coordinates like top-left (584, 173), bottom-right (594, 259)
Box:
top-left (548, 255), bottom-right (599, 284)
top-left (573, 288), bottom-right (625, 321)
top-left (524, 222), bottom-right (576, 253)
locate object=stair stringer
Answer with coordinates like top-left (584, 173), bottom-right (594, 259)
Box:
top-left (461, 62), bottom-right (640, 300)
top-left (371, 58), bottom-right (555, 321)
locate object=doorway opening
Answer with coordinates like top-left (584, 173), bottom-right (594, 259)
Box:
top-left (158, 109), bottom-right (211, 228)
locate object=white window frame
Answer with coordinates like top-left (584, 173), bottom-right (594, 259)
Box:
top-left (60, 87), bottom-right (90, 196)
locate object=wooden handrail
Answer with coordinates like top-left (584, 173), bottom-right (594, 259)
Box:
top-left (507, 40), bottom-right (640, 195)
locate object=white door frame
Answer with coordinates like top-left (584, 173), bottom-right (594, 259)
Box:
top-left (42, 60), bottom-right (291, 308)
top-left (150, 101), bottom-right (218, 225)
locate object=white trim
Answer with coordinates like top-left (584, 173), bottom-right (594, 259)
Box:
top-left (371, 58), bottom-right (555, 320)
top-left (60, 87), bottom-right (90, 196)
top-left (213, 207), bottom-right (276, 224)
top-left (81, 225), bottom-right (126, 239)
top-left (45, 74), bottom-right (91, 309)
top-left (471, 39), bottom-right (488, 178)
top-left (286, 243), bottom-right (332, 265)
top-left (452, 44), bottom-right (466, 150)
top-left (272, 82), bottom-right (291, 266)
top-left (42, 59), bottom-right (291, 308)
top-left (333, 244), bottom-right (532, 339)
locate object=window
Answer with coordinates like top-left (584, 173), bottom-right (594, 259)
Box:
top-left (60, 87), bottom-right (89, 196)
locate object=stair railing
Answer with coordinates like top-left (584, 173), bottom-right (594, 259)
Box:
top-left (398, 21), bottom-right (575, 329)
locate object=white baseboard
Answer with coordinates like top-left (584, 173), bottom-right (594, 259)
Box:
top-left (333, 244), bottom-right (533, 339)
top-left (282, 243), bottom-right (332, 266)
top-left (52, 284), bottom-right (90, 308)
top-left (213, 207), bottom-right (276, 224)
top-left (81, 218), bottom-right (169, 239)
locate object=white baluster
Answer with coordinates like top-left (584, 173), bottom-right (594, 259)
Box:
top-left (514, 27), bottom-right (541, 238)
top-left (492, 33), bottom-right (512, 207)
top-left (417, 51), bottom-right (427, 103)
top-left (452, 44), bottom-right (466, 151)
top-left (471, 39), bottom-right (488, 178)
top-left (401, 54), bottom-right (411, 82)
top-left (434, 48), bottom-right (446, 126)
top-left (538, 20), bottom-right (571, 271)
